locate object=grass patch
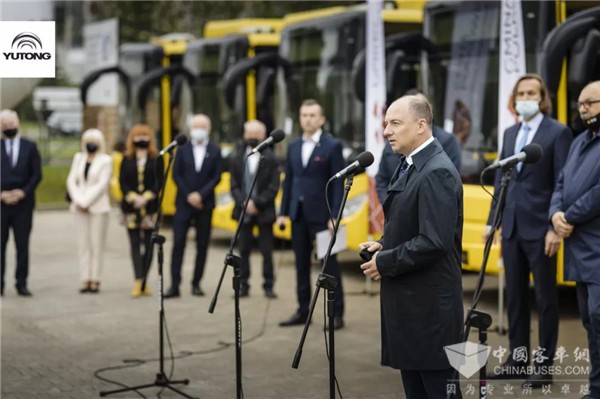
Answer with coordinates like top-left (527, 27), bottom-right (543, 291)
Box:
top-left (37, 165), bottom-right (70, 206)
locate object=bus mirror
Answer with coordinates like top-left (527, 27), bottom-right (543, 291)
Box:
top-left (568, 29), bottom-right (600, 97)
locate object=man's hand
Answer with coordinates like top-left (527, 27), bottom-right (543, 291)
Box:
top-left (551, 211), bottom-right (574, 238)
top-left (482, 226), bottom-right (501, 244)
top-left (132, 195), bottom-right (147, 209)
top-left (276, 215), bottom-right (287, 231)
top-left (358, 241), bottom-right (383, 280)
top-left (245, 199), bottom-right (258, 215)
top-left (1, 191), bottom-right (11, 204)
top-left (327, 218), bottom-right (335, 232)
top-left (187, 192), bottom-right (203, 209)
top-left (1, 190), bottom-right (24, 205)
top-left (544, 230), bottom-right (562, 257)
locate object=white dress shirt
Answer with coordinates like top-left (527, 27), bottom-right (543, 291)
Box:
top-left (192, 140), bottom-right (208, 172)
top-left (4, 135), bottom-right (20, 167)
top-left (301, 129), bottom-right (322, 167)
top-left (246, 146), bottom-right (259, 175)
top-left (406, 136), bottom-right (435, 167)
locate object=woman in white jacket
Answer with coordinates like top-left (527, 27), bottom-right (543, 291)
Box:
top-left (66, 128), bottom-right (112, 293)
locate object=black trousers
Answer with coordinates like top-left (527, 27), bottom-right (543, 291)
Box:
top-left (170, 208), bottom-right (213, 288)
top-left (576, 282), bottom-right (600, 398)
top-left (401, 369), bottom-right (461, 399)
top-left (1, 205), bottom-right (33, 290)
top-left (291, 205), bottom-right (344, 317)
top-left (238, 220), bottom-right (274, 291)
top-left (127, 228), bottom-right (153, 280)
top-left (502, 235), bottom-right (559, 360)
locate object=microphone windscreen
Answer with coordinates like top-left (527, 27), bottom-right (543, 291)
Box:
top-left (175, 133), bottom-right (188, 145)
top-left (270, 129), bottom-right (286, 143)
top-left (522, 143), bottom-right (543, 164)
top-left (356, 151), bottom-right (375, 168)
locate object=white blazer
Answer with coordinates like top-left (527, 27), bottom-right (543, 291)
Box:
top-left (67, 152), bottom-right (112, 214)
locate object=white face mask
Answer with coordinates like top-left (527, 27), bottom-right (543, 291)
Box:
top-left (515, 100), bottom-right (540, 120)
top-left (191, 128), bottom-right (208, 142)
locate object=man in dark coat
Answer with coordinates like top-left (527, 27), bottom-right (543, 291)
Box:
top-left (230, 120), bottom-right (280, 298)
top-left (277, 99), bottom-right (346, 330)
top-left (360, 95), bottom-right (463, 398)
top-left (376, 91), bottom-right (461, 204)
top-left (485, 74), bottom-right (572, 385)
top-left (165, 114), bottom-right (222, 298)
top-left (550, 80), bottom-right (600, 399)
top-left (1, 109), bottom-right (42, 297)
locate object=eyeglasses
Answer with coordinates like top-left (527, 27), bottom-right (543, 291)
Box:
top-left (577, 99), bottom-right (600, 109)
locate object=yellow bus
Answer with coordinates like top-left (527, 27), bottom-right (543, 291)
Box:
top-left (422, 1), bottom-right (600, 283)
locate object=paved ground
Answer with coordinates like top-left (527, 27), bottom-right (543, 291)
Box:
top-left (0, 210), bottom-right (592, 398)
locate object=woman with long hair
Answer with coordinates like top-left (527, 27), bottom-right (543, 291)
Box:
top-left (119, 124), bottom-right (164, 297)
top-left (66, 128), bottom-right (112, 293)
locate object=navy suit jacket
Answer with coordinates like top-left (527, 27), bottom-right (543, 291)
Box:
top-left (550, 130), bottom-right (600, 283)
top-left (1, 138), bottom-right (42, 210)
top-left (487, 116), bottom-right (572, 240)
top-left (172, 141), bottom-right (222, 217)
top-left (280, 133), bottom-right (344, 224)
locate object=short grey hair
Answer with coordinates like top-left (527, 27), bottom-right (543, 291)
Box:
top-left (406, 95), bottom-right (433, 126)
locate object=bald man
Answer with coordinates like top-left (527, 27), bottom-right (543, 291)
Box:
top-left (230, 120), bottom-right (280, 298)
top-left (550, 80), bottom-right (600, 399)
top-left (165, 114), bottom-right (222, 298)
top-left (1, 109), bottom-right (42, 297)
top-left (359, 96), bottom-right (463, 398)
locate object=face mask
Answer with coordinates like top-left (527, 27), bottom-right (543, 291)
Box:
top-left (515, 100), bottom-right (540, 120)
top-left (134, 139), bottom-right (150, 149)
top-left (244, 139), bottom-right (260, 148)
top-left (583, 114), bottom-right (600, 133)
top-left (86, 143), bottom-right (98, 153)
top-left (191, 128), bottom-right (208, 142)
top-left (2, 128), bottom-right (18, 138)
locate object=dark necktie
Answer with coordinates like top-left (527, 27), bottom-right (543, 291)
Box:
top-left (6, 140), bottom-right (13, 167)
top-left (391, 159), bottom-right (409, 185)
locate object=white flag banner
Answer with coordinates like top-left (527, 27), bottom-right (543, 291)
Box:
top-left (498, 0), bottom-right (526, 155)
top-left (365, 0), bottom-right (386, 177)
top-left (83, 18), bottom-right (119, 106)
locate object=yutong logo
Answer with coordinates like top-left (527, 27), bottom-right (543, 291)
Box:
top-left (4, 32), bottom-right (51, 60)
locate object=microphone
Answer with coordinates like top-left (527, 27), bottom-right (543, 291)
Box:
top-left (159, 134), bottom-right (188, 156)
top-left (250, 129), bottom-right (286, 154)
top-left (485, 143), bottom-right (543, 171)
top-left (329, 151), bottom-right (375, 181)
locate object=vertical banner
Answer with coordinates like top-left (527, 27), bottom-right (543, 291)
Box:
top-left (498, 0), bottom-right (526, 155)
top-left (83, 18), bottom-right (119, 106)
top-left (365, 0), bottom-right (386, 234)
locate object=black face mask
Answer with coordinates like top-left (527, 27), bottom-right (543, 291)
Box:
top-left (134, 139), bottom-right (150, 149)
top-left (86, 143), bottom-right (98, 153)
top-left (3, 128), bottom-right (18, 138)
top-left (584, 114), bottom-right (600, 133)
top-left (244, 139), bottom-right (260, 148)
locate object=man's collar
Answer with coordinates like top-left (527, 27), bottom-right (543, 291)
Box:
top-left (303, 129), bottom-right (322, 143)
top-left (406, 136), bottom-right (434, 166)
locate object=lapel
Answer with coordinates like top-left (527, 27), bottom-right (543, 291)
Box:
top-left (291, 139), bottom-right (304, 173)
top-left (0, 140), bottom-right (8, 168)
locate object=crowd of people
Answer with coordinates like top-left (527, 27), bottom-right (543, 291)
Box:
top-left (2, 78), bottom-right (600, 399)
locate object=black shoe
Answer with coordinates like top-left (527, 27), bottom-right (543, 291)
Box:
top-left (325, 316), bottom-right (345, 331)
top-left (264, 289), bottom-right (277, 299)
top-left (191, 286), bottom-right (204, 296)
top-left (164, 287), bottom-right (180, 298)
top-left (486, 359), bottom-right (528, 380)
top-left (16, 286), bottom-right (32, 297)
top-left (523, 372), bottom-right (553, 389)
top-left (279, 312), bottom-right (308, 327)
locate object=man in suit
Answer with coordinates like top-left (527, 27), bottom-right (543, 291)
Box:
top-left (230, 120), bottom-right (280, 298)
top-left (276, 99), bottom-right (346, 330)
top-left (165, 114), bottom-right (222, 298)
top-left (376, 90), bottom-right (462, 203)
top-left (1, 109), bottom-right (42, 297)
top-left (359, 95), bottom-right (463, 398)
top-left (484, 74), bottom-right (572, 385)
top-left (550, 80), bottom-right (600, 399)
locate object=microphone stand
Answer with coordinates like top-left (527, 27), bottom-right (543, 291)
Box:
top-left (208, 152), bottom-right (266, 399)
top-left (447, 166), bottom-right (513, 399)
top-left (292, 173), bottom-right (355, 399)
top-left (100, 149), bottom-right (195, 399)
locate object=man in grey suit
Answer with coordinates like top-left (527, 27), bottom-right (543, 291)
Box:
top-left (360, 95), bottom-right (463, 398)
top-left (484, 74), bottom-right (572, 386)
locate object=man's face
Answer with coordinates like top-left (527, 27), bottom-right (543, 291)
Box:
top-left (383, 99), bottom-right (421, 156)
top-left (299, 104), bottom-right (325, 135)
top-left (578, 84), bottom-right (600, 121)
top-left (515, 78), bottom-right (542, 103)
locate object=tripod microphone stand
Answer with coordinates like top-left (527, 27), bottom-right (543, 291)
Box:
top-left (209, 152), bottom-right (266, 399)
top-left (292, 173), bottom-right (356, 399)
top-left (100, 148), bottom-right (195, 399)
top-left (447, 166), bottom-right (513, 399)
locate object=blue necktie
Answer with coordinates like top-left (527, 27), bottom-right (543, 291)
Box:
top-left (515, 124), bottom-right (530, 172)
top-left (391, 159), bottom-right (409, 185)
